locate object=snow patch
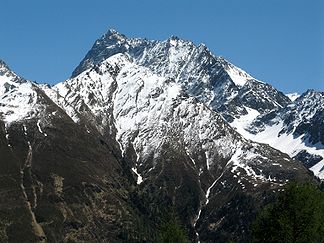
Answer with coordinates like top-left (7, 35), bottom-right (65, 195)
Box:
top-left (225, 65), bottom-right (252, 87)
top-left (231, 106), bottom-right (260, 138)
top-left (230, 147), bottom-right (269, 182)
top-left (0, 82), bottom-right (38, 124)
top-left (44, 84), bottom-right (80, 123)
top-left (194, 209), bottom-right (202, 227)
top-left (205, 170), bottom-right (226, 205)
top-left (286, 93), bottom-right (300, 102)
top-left (169, 39), bottom-right (177, 47)
top-left (249, 122), bottom-right (324, 178)
top-left (4, 125), bottom-right (11, 147)
top-left (205, 151), bottom-right (210, 170)
top-left (37, 120), bottom-right (47, 137)
top-left (132, 167), bottom-right (143, 184)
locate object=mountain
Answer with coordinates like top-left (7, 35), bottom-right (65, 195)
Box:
top-left (0, 60), bottom-right (37, 124)
top-left (0, 60), bottom-right (151, 242)
top-left (71, 29), bottom-right (323, 179)
top-left (72, 29), bottom-right (291, 122)
top-left (52, 51), bottom-right (314, 241)
top-left (0, 28), bottom-right (320, 242)
top-left (238, 89), bottom-right (324, 178)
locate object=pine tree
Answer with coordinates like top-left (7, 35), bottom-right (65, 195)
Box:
top-left (252, 183), bottom-right (324, 243)
top-left (157, 210), bottom-right (188, 243)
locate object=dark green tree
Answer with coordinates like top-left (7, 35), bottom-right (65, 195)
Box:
top-left (252, 183), bottom-right (324, 243)
top-left (157, 210), bottom-right (188, 243)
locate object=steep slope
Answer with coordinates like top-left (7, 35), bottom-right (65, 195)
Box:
top-left (72, 29), bottom-right (291, 122)
top-left (0, 61), bottom-right (154, 242)
top-left (241, 90), bottom-right (324, 179)
top-left (51, 53), bottom-right (312, 242)
top-left (0, 60), bottom-right (41, 124)
top-left (0, 59), bottom-right (26, 86)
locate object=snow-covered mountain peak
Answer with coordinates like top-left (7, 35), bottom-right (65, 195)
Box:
top-left (0, 63), bottom-right (39, 125)
top-left (0, 59), bottom-right (52, 125)
top-left (0, 59), bottom-right (10, 71)
top-left (0, 60), bottom-right (25, 83)
top-left (0, 60), bottom-right (27, 97)
top-left (102, 28), bottom-right (127, 42)
top-left (52, 50), bottom-right (304, 189)
top-left (167, 35), bottom-right (194, 47)
top-left (72, 30), bottom-right (290, 123)
top-left (169, 35), bottom-right (180, 40)
top-left (105, 28), bottom-right (122, 35)
top-left (168, 35), bottom-right (184, 47)
top-left (0, 82), bottom-right (39, 124)
top-left (72, 30), bottom-right (213, 79)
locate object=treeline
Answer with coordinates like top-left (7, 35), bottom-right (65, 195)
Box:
top-left (118, 209), bottom-right (187, 242)
top-left (252, 182), bottom-right (324, 243)
top-left (119, 182), bottom-right (324, 242)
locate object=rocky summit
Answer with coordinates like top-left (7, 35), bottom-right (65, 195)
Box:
top-left (0, 29), bottom-right (321, 242)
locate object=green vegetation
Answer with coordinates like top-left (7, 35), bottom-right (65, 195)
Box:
top-left (157, 211), bottom-right (188, 243)
top-left (252, 183), bottom-right (324, 243)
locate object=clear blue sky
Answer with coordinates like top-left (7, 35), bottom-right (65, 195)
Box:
top-left (0, 0), bottom-right (323, 93)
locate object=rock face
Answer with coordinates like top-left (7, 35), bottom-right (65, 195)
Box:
top-left (0, 61), bottom-right (151, 242)
top-left (72, 29), bottom-right (323, 178)
top-left (72, 30), bottom-right (291, 122)
top-left (234, 89), bottom-right (324, 179)
top-left (0, 29), bottom-right (320, 242)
